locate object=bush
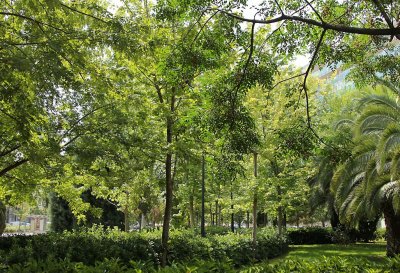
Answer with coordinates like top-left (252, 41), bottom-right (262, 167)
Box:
top-left (287, 228), bottom-right (335, 245)
top-left (0, 226), bottom-right (287, 267)
top-left (376, 228), bottom-right (386, 241)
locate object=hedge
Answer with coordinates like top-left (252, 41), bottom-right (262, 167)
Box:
top-left (0, 227), bottom-right (287, 267)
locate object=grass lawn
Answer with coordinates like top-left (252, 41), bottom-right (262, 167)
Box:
top-left (271, 242), bottom-right (387, 264)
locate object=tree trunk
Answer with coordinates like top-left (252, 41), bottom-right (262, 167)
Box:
top-left (283, 212), bottom-right (287, 232)
top-left (277, 185), bottom-right (283, 235)
top-left (189, 191), bottom-right (194, 228)
top-left (161, 93), bottom-right (175, 267)
top-left (383, 203), bottom-right (400, 257)
top-left (124, 205), bottom-right (129, 232)
top-left (201, 153), bottom-right (206, 237)
top-left (0, 201), bottom-right (5, 235)
top-left (246, 211), bottom-right (250, 228)
top-left (230, 184), bottom-right (234, 232)
top-left (215, 200), bottom-right (219, 226)
top-left (330, 203), bottom-right (340, 230)
top-left (252, 152), bottom-right (258, 248)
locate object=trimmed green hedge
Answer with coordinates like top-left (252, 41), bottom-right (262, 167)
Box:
top-left (287, 228), bottom-right (335, 245)
top-left (0, 227), bottom-right (287, 267)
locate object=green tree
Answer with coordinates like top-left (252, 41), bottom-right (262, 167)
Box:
top-left (332, 85), bottom-right (400, 256)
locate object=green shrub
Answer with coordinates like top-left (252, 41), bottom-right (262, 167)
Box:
top-left (376, 228), bottom-right (386, 241)
top-left (287, 228), bottom-right (335, 245)
top-left (0, 227), bottom-right (287, 267)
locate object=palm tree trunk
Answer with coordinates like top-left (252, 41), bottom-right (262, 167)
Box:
top-left (383, 204), bottom-right (400, 257)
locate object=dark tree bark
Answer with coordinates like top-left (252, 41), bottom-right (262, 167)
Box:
top-left (161, 92), bottom-right (175, 267)
top-left (0, 201), bottom-right (6, 235)
top-left (230, 186), bottom-right (234, 233)
top-left (0, 158), bottom-right (29, 177)
top-left (383, 203), bottom-right (400, 257)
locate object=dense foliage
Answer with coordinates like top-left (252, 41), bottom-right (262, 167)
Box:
top-left (0, 227), bottom-right (287, 267)
top-left (0, 0), bottom-right (399, 266)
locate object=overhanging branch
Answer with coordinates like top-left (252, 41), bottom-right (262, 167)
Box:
top-left (211, 9), bottom-right (400, 36)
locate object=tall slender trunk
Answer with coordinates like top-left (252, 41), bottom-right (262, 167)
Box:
top-left (277, 185), bottom-right (283, 236)
top-left (283, 211), bottom-right (287, 232)
top-left (201, 153), bottom-right (206, 237)
top-left (124, 205), bottom-right (129, 232)
top-left (161, 93), bottom-right (175, 267)
top-left (215, 200), bottom-right (219, 226)
top-left (230, 186), bottom-right (234, 233)
top-left (252, 152), bottom-right (258, 248)
top-left (189, 190), bottom-right (194, 228)
top-left (0, 201), bottom-right (5, 235)
top-left (246, 211), bottom-right (250, 228)
top-left (383, 203), bottom-right (400, 257)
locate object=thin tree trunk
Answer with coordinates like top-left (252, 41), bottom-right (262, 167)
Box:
top-left (0, 201), bottom-right (5, 235)
top-left (246, 211), bottom-right (250, 228)
top-left (252, 152), bottom-right (258, 247)
top-left (383, 204), bottom-right (400, 257)
top-left (201, 153), bottom-right (206, 237)
top-left (230, 186), bottom-right (234, 233)
top-left (161, 93), bottom-right (175, 267)
top-left (283, 211), bottom-right (287, 232)
top-left (215, 200), bottom-right (219, 226)
top-left (189, 191), bottom-right (194, 228)
top-left (124, 205), bottom-right (129, 232)
top-left (277, 186), bottom-right (283, 236)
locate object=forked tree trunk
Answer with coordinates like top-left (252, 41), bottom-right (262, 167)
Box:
top-left (383, 203), bottom-right (400, 257)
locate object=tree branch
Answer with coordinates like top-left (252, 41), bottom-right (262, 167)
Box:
top-left (211, 9), bottom-right (400, 36)
top-left (273, 0), bottom-right (284, 15)
top-left (0, 145), bottom-right (21, 158)
top-left (0, 159), bottom-right (29, 177)
top-left (302, 29), bottom-right (326, 128)
top-left (270, 73), bottom-right (306, 91)
top-left (234, 22), bottom-right (256, 93)
top-left (59, 104), bottom-right (111, 142)
top-left (60, 3), bottom-right (108, 23)
top-left (190, 10), bottom-right (219, 47)
top-left (0, 12), bottom-right (70, 34)
top-left (303, 0), bottom-right (324, 23)
top-left (370, 0), bottom-right (400, 40)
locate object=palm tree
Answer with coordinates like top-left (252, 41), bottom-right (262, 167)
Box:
top-left (332, 85), bottom-right (400, 256)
